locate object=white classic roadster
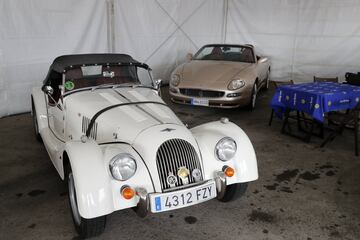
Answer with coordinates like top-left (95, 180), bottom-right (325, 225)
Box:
top-left (31, 54), bottom-right (258, 238)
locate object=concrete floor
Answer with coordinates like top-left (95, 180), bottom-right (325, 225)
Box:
top-left (0, 86), bottom-right (359, 240)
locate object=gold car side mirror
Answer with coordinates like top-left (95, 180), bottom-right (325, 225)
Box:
top-left (186, 53), bottom-right (193, 61)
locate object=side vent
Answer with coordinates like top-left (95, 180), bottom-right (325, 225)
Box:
top-left (82, 116), bottom-right (98, 140)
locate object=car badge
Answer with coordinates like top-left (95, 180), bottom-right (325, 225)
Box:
top-left (177, 167), bottom-right (190, 184)
top-left (161, 128), bottom-right (175, 132)
top-left (166, 173), bottom-right (177, 187)
top-left (192, 168), bottom-right (202, 182)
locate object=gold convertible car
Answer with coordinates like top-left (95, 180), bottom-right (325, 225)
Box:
top-left (169, 44), bottom-right (271, 109)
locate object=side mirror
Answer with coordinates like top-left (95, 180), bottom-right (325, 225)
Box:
top-left (258, 57), bottom-right (268, 63)
top-left (43, 85), bottom-right (54, 95)
top-left (186, 53), bottom-right (193, 61)
top-left (155, 79), bottom-right (162, 90)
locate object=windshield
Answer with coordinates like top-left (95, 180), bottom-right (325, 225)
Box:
top-left (63, 65), bottom-right (153, 92)
top-left (193, 45), bottom-right (255, 63)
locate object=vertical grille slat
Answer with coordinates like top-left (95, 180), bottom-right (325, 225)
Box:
top-left (158, 145), bottom-right (168, 189)
top-left (163, 142), bottom-right (173, 189)
top-left (156, 139), bottom-right (203, 191)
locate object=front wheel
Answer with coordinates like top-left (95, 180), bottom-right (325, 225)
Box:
top-left (248, 83), bottom-right (258, 110)
top-left (67, 170), bottom-right (106, 238)
top-left (218, 183), bottom-right (248, 202)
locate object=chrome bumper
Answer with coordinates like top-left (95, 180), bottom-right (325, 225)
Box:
top-left (134, 171), bottom-right (227, 217)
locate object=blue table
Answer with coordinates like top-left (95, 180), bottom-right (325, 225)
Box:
top-left (271, 82), bottom-right (360, 122)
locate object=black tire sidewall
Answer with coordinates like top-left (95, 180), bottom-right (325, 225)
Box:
top-left (219, 182), bottom-right (248, 202)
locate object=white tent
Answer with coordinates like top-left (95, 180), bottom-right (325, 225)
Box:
top-left (1, 0), bottom-right (360, 117)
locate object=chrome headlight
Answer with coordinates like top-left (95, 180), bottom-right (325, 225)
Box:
top-left (228, 79), bottom-right (245, 90)
top-left (109, 153), bottom-right (137, 181)
top-left (215, 137), bottom-right (237, 161)
top-left (171, 74), bottom-right (180, 86)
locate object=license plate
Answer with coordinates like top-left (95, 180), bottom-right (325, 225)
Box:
top-left (191, 98), bottom-right (209, 106)
top-left (149, 181), bottom-right (216, 213)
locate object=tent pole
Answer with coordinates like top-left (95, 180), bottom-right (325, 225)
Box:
top-left (106, 0), bottom-right (115, 53)
top-left (222, 0), bottom-right (229, 44)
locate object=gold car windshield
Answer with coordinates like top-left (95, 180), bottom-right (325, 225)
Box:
top-left (193, 45), bottom-right (255, 63)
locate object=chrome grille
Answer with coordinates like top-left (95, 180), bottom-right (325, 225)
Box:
top-left (156, 139), bottom-right (203, 191)
top-left (81, 116), bottom-right (98, 140)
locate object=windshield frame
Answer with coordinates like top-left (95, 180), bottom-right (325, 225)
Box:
top-left (60, 64), bottom-right (154, 97)
top-left (193, 44), bottom-right (255, 63)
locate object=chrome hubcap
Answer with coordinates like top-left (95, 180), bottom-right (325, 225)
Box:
top-left (68, 173), bottom-right (81, 226)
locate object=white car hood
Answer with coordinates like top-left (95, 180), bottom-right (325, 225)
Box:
top-left (65, 87), bottom-right (183, 143)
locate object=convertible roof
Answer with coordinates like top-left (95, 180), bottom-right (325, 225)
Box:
top-left (43, 53), bottom-right (149, 87)
top-left (202, 43), bottom-right (254, 49)
top-left (50, 53), bottom-right (144, 73)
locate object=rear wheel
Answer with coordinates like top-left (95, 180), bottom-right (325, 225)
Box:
top-left (218, 183), bottom-right (248, 202)
top-left (31, 99), bottom-right (42, 142)
top-left (67, 169), bottom-right (106, 238)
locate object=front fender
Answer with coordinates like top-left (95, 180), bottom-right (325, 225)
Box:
top-left (65, 140), bottom-right (113, 219)
top-left (31, 87), bottom-right (47, 132)
top-left (191, 120), bottom-right (258, 185)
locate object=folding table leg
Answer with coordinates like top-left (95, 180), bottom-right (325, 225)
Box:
top-left (354, 112), bottom-right (359, 156)
top-left (306, 119), bottom-right (315, 143)
top-left (268, 109), bottom-right (274, 126)
top-left (281, 109), bottom-right (290, 134)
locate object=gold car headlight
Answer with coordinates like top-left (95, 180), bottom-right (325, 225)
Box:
top-left (171, 74), bottom-right (180, 86)
top-left (228, 79), bottom-right (245, 90)
top-left (109, 153), bottom-right (137, 181)
top-left (215, 137), bottom-right (237, 161)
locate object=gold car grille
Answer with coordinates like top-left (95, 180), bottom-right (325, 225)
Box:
top-left (179, 88), bottom-right (225, 98)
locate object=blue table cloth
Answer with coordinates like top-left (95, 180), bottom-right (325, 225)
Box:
top-left (271, 82), bottom-right (360, 122)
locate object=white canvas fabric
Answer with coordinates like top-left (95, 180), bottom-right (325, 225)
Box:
top-left (0, 0), bottom-right (109, 117)
top-left (1, 0), bottom-right (360, 116)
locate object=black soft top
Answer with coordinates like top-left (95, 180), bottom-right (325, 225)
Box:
top-left (43, 53), bottom-right (149, 86)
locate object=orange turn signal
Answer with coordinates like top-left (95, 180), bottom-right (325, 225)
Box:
top-left (121, 186), bottom-right (135, 200)
top-left (224, 166), bottom-right (235, 177)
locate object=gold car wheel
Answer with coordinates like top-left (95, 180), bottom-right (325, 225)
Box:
top-left (251, 84), bottom-right (257, 109)
top-left (265, 70), bottom-right (270, 89)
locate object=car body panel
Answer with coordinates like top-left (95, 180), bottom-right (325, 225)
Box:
top-left (32, 54), bottom-right (259, 220)
top-left (169, 44), bottom-right (271, 108)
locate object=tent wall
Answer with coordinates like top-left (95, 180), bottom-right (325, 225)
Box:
top-left (226, 0), bottom-right (360, 82)
top-left (1, 0), bottom-right (360, 117)
top-left (114, 0), bottom-right (226, 81)
top-left (0, 0), bottom-right (109, 117)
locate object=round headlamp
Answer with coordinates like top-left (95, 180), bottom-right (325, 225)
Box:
top-left (215, 137), bottom-right (237, 161)
top-left (228, 79), bottom-right (245, 90)
top-left (171, 74), bottom-right (180, 86)
top-left (109, 153), bottom-right (137, 181)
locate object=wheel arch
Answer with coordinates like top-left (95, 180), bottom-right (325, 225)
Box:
top-left (191, 120), bottom-right (258, 185)
top-left (64, 140), bottom-right (114, 219)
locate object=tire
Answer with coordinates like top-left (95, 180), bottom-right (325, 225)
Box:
top-left (67, 168), bottom-right (106, 238)
top-left (248, 83), bottom-right (258, 110)
top-left (218, 183), bottom-right (248, 202)
top-left (31, 99), bottom-right (42, 142)
top-left (265, 69), bottom-right (270, 90)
